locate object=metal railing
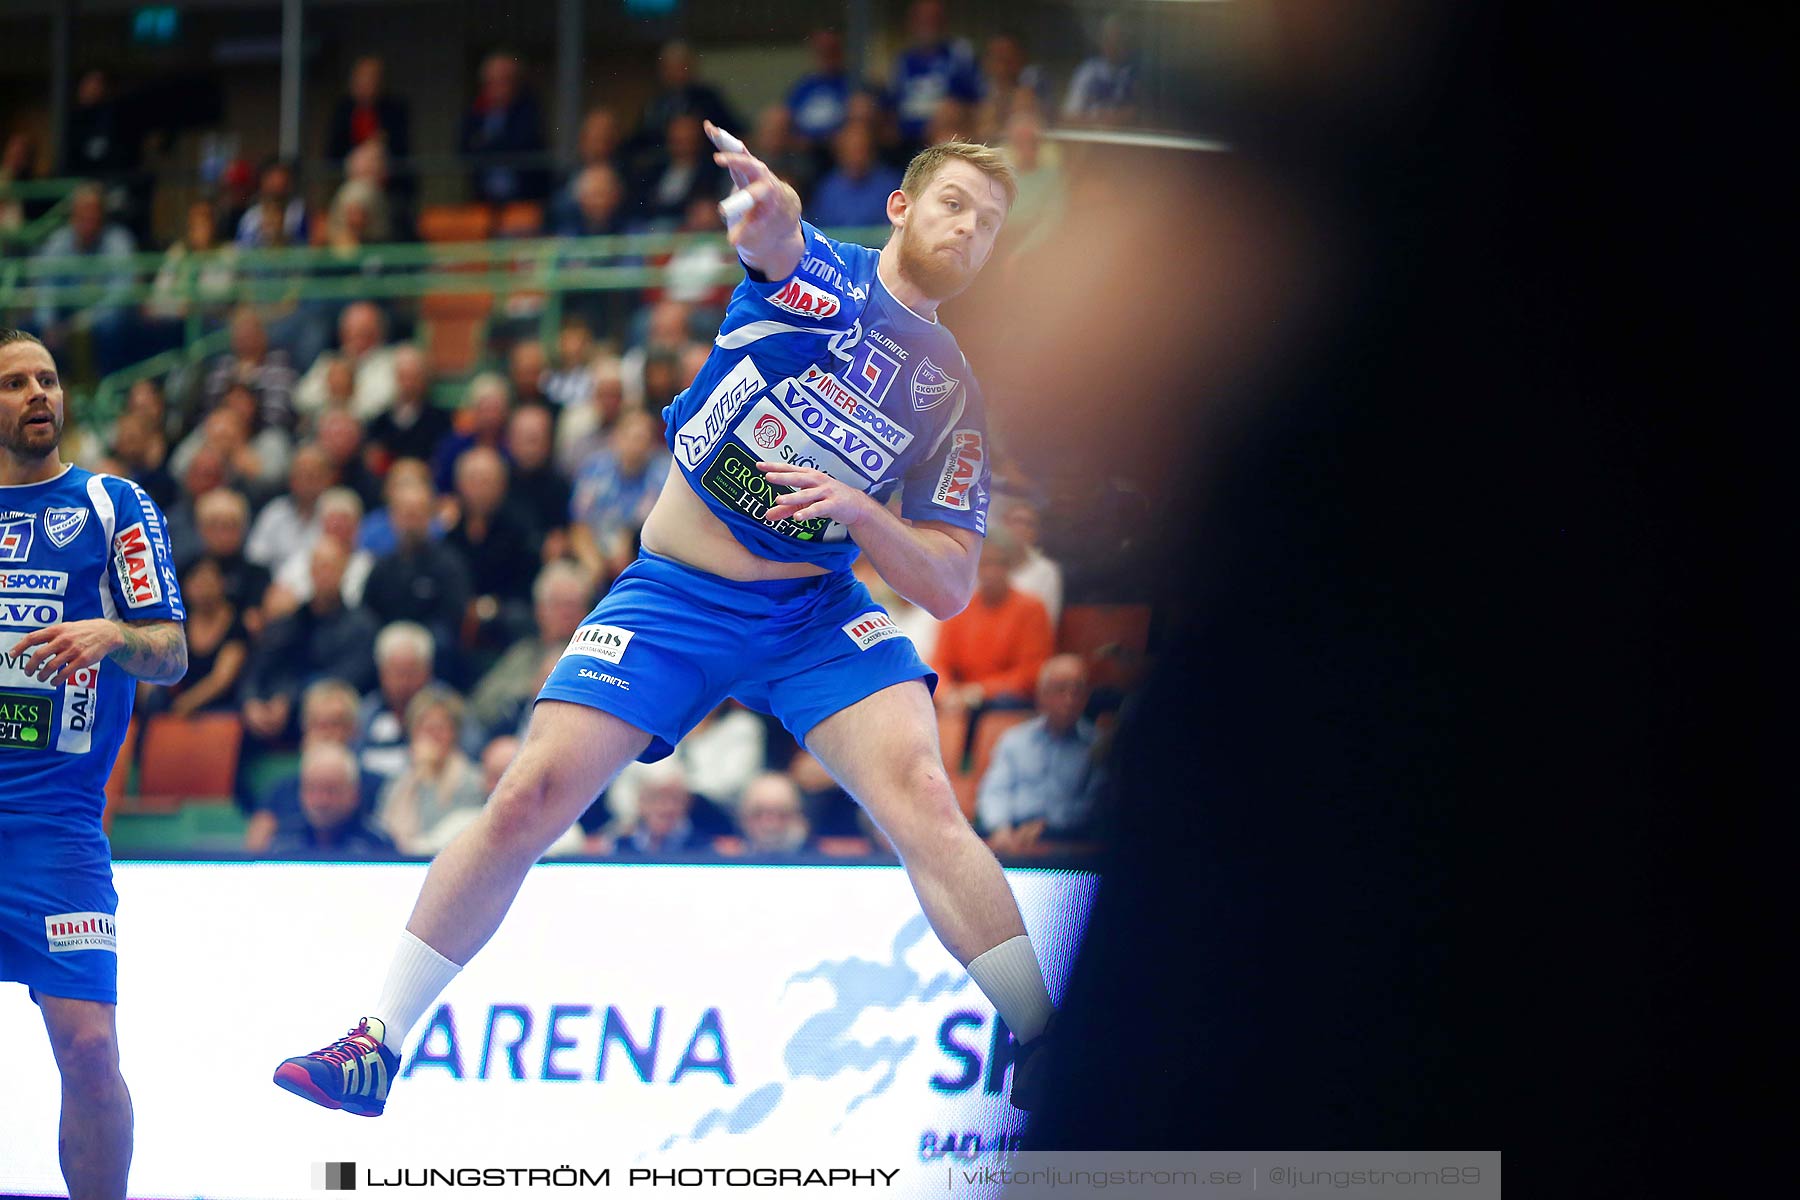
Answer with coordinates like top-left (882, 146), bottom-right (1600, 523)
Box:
top-left (1, 176), bottom-right (87, 253)
top-left (4, 223), bottom-right (889, 425)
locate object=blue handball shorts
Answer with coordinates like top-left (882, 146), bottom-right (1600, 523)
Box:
top-left (0, 820), bottom-right (119, 1004)
top-left (538, 549), bottom-right (938, 762)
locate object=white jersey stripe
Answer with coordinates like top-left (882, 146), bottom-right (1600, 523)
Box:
top-left (714, 319), bottom-right (830, 350)
top-left (85, 475), bottom-right (119, 622)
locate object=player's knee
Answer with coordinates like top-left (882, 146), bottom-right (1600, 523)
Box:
top-left (878, 758), bottom-right (964, 843)
top-left (483, 766), bottom-right (555, 845)
top-left (52, 1022), bottom-right (121, 1090)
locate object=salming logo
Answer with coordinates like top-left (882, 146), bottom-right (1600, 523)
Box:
top-left (341, 1047), bottom-right (389, 1100)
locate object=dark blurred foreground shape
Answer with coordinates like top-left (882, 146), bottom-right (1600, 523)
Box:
top-left (1021, 1), bottom-right (1713, 1187)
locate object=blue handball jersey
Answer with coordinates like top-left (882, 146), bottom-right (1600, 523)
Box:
top-left (662, 222), bottom-right (993, 571)
top-left (0, 465), bottom-right (184, 823)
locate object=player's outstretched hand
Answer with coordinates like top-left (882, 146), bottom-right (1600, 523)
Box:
top-left (7, 619), bottom-right (123, 686)
top-left (757, 463), bottom-right (876, 528)
top-left (706, 120), bottom-right (803, 279)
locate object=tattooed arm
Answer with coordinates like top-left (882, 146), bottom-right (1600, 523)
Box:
top-left (110, 619), bottom-right (190, 685)
top-left (7, 618), bottom-right (189, 687)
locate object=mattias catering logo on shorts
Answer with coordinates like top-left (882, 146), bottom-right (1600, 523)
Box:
top-left (46, 912), bottom-right (117, 953)
top-left (842, 612), bottom-right (904, 651)
top-left (562, 624), bottom-right (635, 665)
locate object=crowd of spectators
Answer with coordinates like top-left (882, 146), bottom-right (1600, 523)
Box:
top-left (4, 3), bottom-right (1146, 860)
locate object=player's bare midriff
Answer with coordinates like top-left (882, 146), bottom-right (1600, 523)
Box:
top-left (639, 461), bottom-right (831, 582)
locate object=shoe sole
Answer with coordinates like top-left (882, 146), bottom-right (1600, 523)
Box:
top-left (273, 1062), bottom-right (383, 1117)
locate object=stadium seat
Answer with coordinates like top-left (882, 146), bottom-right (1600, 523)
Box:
top-left (422, 313), bottom-right (487, 376)
top-left (101, 716), bottom-right (139, 832)
top-left (968, 709), bottom-right (1033, 787)
top-left (937, 710), bottom-right (967, 775)
top-left (1057, 603), bottom-right (1153, 691)
top-left (135, 713), bottom-right (243, 806)
top-left (497, 201), bottom-right (545, 238)
top-left (418, 204), bottom-right (495, 243)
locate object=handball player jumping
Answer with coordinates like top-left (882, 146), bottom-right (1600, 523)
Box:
top-left (275, 128), bottom-right (1057, 1117)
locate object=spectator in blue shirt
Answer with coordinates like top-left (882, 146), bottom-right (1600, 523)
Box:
top-left (977, 654), bottom-right (1108, 852)
top-left (235, 159), bottom-right (310, 247)
top-left (889, 0), bottom-right (981, 148)
top-left (1062, 14), bottom-right (1139, 125)
top-left (268, 741), bottom-right (398, 858)
top-left (809, 122), bottom-right (903, 230)
top-left (787, 29), bottom-right (851, 146)
top-left (32, 183), bottom-right (138, 373)
top-left (569, 408), bottom-right (668, 585)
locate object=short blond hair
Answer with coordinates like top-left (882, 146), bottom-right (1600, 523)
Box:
top-left (900, 141), bottom-right (1017, 210)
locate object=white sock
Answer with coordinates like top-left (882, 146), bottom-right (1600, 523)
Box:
top-left (966, 935), bottom-right (1053, 1044)
top-left (372, 931), bottom-right (462, 1050)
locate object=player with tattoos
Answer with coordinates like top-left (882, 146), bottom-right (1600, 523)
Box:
top-left (0, 329), bottom-right (187, 1200)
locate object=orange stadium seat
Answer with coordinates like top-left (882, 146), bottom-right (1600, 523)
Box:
top-left (417, 204), bottom-right (500, 376)
top-left (968, 709), bottom-right (1032, 785)
top-left (101, 716), bottom-right (139, 832)
top-left (422, 314), bottom-right (487, 376)
top-left (497, 201), bottom-right (545, 238)
top-left (417, 204), bottom-right (495, 243)
top-left (937, 709), bottom-right (967, 775)
top-left (1057, 603), bottom-right (1153, 691)
top-left (135, 713), bottom-right (243, 807)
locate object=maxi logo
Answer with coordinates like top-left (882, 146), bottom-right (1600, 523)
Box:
top-left (699, 442), bottom-right (831, 542)
top-left (768, 276), bottom-right (842, 321)
top-left (0, 513), bottom-right (33, 562)
top-left (112, 523), bottom-right (163, 608)
top-left (798, 366), bottom-right (913, 452)
top-left (0, 598), bottom-right (62, 627)
top-left (0, 689), bottom-right (52, 751)
top-left (42, 507), bottom-right (88, 548)
top-left (911, 357), bottom-right (959, 412)
top-left (673, 358), bottom-right (769, 469)
top-left (931, 430), bottom-right (985, 512)
top-left (131, 486), bottom-right (182, 614)
top-left (736, 396), bottom-right (863, 483)
top-left (562, 624), bottom-right (635, 666)
top-left (0, 568), bottom-right (69, 596)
